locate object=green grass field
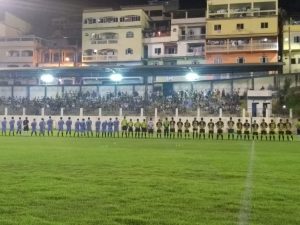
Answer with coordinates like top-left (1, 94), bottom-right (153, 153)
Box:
top-left (0, 136), bottom-right (299, 225)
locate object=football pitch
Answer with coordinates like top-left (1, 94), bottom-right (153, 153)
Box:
top-left (0, 136), bottom-right (299, 225)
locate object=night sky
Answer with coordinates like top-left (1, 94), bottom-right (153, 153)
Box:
top-left (1, 0), bottom-right (298, 15)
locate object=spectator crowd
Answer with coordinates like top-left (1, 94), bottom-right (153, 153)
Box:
top-left (0, 89), bottom-right (241, 116)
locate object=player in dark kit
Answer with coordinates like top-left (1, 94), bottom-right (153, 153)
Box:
top-left (269, 119), bottom-right (276, 141)
top-left (184, 120), bottom-right (191, 139)
top-left (177, 119), bottom-right (183, 138)
top-left (192, 118), bottom-right (199, 139)
top-left (156, 119), bottom-right (162, 138)
top-left (208, 119), bottom-right (214, 139)
top-left (277, 119), bottom-right (285, 141)
top-left (199, 118), bottom-right (206, 139)
top-left (260, 119), bottom-right (268, 140)
top-left (285, 119), bottom-right (293, 141)
top-left (216, 118), bottom-right (224, 140)
top-left (243, 119), bottom-right (251, 140)
top-left (251, 120), bottom-right (259, 140)
top-left (134, 119), bottom-right (141, 138)
top-left (128, 119), bottom-right (134, 138)
top-left (169, 117), bottom-right (176, 139)
top-left (227, 117), bottom-right (235, 140)
top-left (236, 119), bottom-right (243, 140)
top-left (23, 117), bottom-right (29, 133)
top-left (141, 119), bottom-right (147, 138)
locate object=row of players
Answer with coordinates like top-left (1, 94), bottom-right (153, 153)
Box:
top-left (0, 116), bottom-right (295, 141)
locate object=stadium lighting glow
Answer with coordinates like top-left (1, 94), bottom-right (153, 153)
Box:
top-left (110, 73), bottom-right (123, 82)
top-left (185, 72), bottom-right (199, 81)
top-left (40, 74), bottom-right (54, 83)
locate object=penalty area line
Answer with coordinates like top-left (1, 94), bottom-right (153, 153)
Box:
top-left (238, 141), bottom-right (255, 225)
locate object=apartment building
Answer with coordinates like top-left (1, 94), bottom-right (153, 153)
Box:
top-left (82, 8), bottom-right (150, 66)
top-left (143, 10), bottom-right (206, 66)
top-left (206, 0), bottom-right (279, 64)
top-left (283, 21), bottom-right (300, 73)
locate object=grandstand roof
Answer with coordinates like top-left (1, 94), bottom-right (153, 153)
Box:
top-left (0, 63), bottom-right (283, 80)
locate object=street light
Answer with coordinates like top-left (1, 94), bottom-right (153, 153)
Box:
top-left (40, 74), bottom-right (54, 83)
top-left (185, 72), bottom-right (199, 81)
top-left (110, 73), bottom-right (123, 82)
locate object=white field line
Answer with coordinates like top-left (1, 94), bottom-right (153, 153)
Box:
top-left (238, 141), bottom-right (255, 225)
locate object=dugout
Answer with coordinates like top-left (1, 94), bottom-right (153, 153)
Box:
top-left (247, 90), bottom-right (273, 117)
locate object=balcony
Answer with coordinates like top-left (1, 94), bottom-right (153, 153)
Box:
top-left (90, 39), bottom-right (118, 45)
top-left (179, 35), bottom-right (205, 41)
top-left (206, 41), bottom-right (278, 53)
top-left (82, 55), bottom-right (118, 62)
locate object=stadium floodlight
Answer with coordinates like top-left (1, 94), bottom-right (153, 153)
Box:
top-left (110, 73), bottom-right (123, 82)
top-left (185, 72), bottom-right (199, 82)
top-left (40, 74), bottom-right (54, 83)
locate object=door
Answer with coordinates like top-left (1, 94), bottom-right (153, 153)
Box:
top-left (163, 83), bottom-right (173, 97)
top-left (262, 103), bottom-right (269, 117)
top-left (252, 103), bottom-right (258, 117)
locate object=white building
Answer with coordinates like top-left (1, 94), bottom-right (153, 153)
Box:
top-left (0, 11), bottom-right (32, 37)
top-left (144, 10), bottom-right (206, 66)
top-left (82, 8), bottom-right (150, 66)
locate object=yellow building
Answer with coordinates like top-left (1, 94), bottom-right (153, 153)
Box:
top-left (82, 8), bottom-right (149, 65)
top-left (283, 22), bottom-right (300, 74)
top-left (206, 0), bottom-right (278, 64)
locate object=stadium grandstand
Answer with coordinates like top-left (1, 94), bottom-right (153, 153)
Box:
top-left (2, 63), bottom-right (298, 118)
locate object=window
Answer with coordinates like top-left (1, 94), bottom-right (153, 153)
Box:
top-left (84, 49), bottom-right (94, 56)
top-left (291, 58), bottom-right (296, 64)
top-left (99, 49), bottom-right (118, 55)
top-left (237, 57), bottom-right (245, 64)
top-left (165, 47), bottom-right (177, 54)
top-left (7, 50), bottom-right (19, 57)
top-left (154, 48), bottom-right (161, 55)
top-left (214, 24), bottom-right (221, 31)
top-left (98, 16), bottom-right (118, 23)
top-left (126, 31), bottom-right (134, 38)
top-left (298, 58), bottom-right (300, 64)
top-left (21, 50), bottom-right (33, 57)
top-left (214, 57), bottom-right (222, 64)
top-left (84, 18), bottom-right (96, 24)
top-left (261, 22), bottom-right (268, 29)
top-left (120, 15), bottom-right (140, 22)
top-left (260, 56), bottom-right (268, 63)
top-left (294, 36), bottom-right (300, 43)
top-left (237, 24), bottom-right (244, 30)
top-left (125, 48), bottom-right (133, 55)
